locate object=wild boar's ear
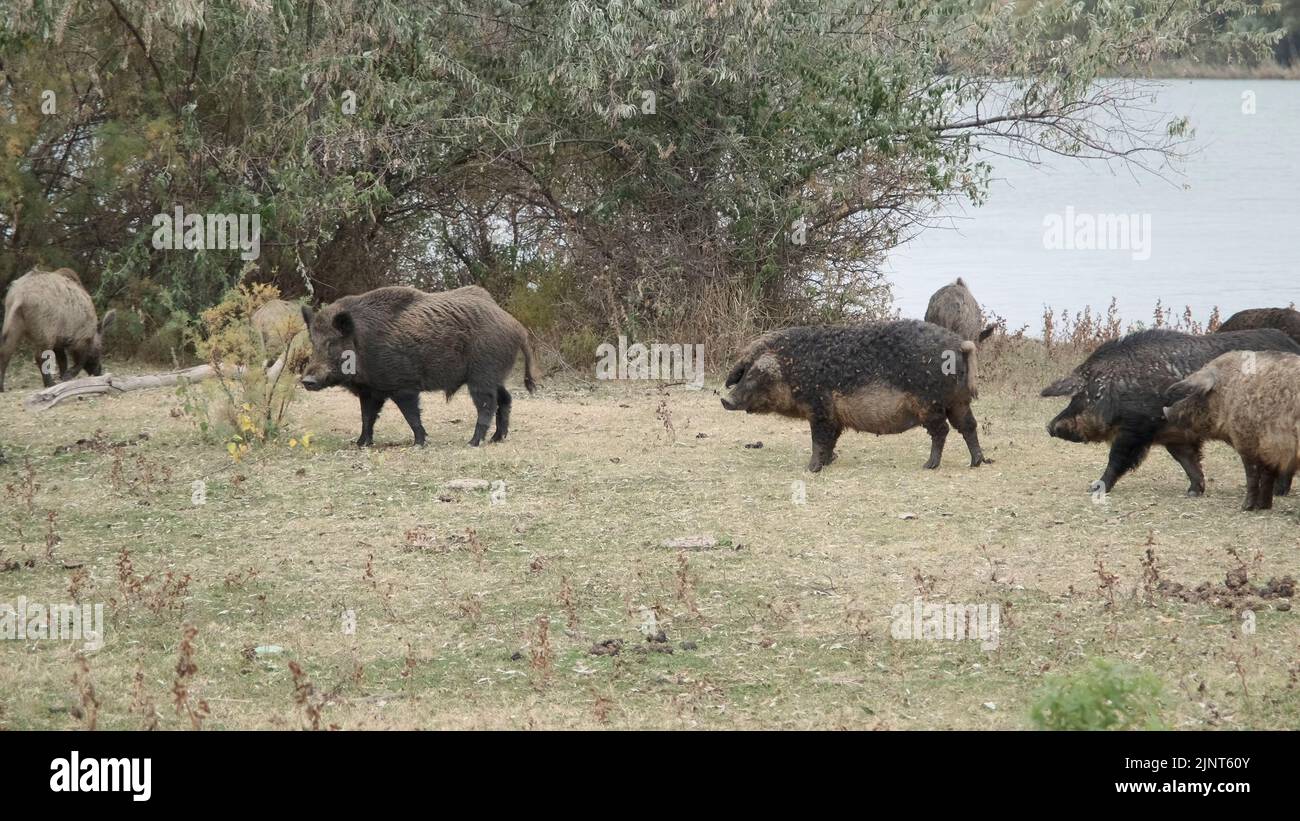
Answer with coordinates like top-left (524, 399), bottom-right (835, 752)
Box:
top-left (300, 305), bottom-right (314, 327)
top-left (332, 311), bottom-right (355, 336)
top-left (99, 309), bottom-right (117, 332)
top-left (1040, 374), bottom-right (1082, 397)
top-left (1166, 371), bottom-right (1216, 404)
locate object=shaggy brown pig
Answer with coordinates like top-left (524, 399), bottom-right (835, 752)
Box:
top-left (721, 320), bottom-right (988, 472)
top-left (300, 285), bottom-right (538, 447)
top-left (0, 267), bottom-right (116, 391)
top-left (1164, 350), bottom-right (1300, 511)
top-left (924, 278), bottom-right (995, 344)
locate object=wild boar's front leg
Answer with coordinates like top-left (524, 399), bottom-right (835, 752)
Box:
top-left (1164, 442), bottom-right (1205, 497)
top-left (1241, 454), bottom-right (1263, 511)
top-left (1255, 464), bottom-right (1279, 511)
top-left (1091, 422), bottom-right (1156, 494)
top-left (356, 389), bottom-right (386, 447)
top-left (806, 415), bottom-right (841, 473)
top-left (1274, 470), bottom-right (1293, 497)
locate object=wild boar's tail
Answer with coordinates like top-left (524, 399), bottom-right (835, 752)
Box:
top-left (522, 333), bottom-right (539, 394)
top-left (960, 340), bottom-right (979, 400)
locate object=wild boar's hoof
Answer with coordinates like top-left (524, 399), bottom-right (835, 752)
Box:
top-left (970, 455), bottom-right (992, 467)
top-left (1088, 479), bottom-right (1106, 494)
top-left (1185, 487), bottom-right (1203, 498)
top-left (489, 432), bottom-right (508, 443)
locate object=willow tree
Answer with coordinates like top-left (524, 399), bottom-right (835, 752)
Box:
top-left (0, 0), bottom-right (1278, 358)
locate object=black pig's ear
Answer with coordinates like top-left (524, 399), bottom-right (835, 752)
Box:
top-left (301, 305), bottom-right (315, 327)
top-left (332, 311), bottom-right (355, 336)
top-left (1040, 374), bottom-right (1081, 397)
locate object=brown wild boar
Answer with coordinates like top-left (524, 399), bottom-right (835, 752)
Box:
top-left (0, 267), bottom-right (116, 391)
top-left (924, 278), bottom-right (995, 344)
top-left (721, 320), bottom-right (989, 472)
top-left (1164, 350), bottom-right (1300, 511)
top-left (1216, 307), bottom-right (1300, 345)
top-left (251, 298), bottom-right (309, 370)
top-left (300, 285), bottom-right (538, 447)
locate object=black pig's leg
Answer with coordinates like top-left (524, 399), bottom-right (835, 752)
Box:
top-left (1094, 427), bottom-right (1155, 493)
top-left (921, 412), bottom-right (949, 470)
top-left (947, 403), bottom-right (989, 467)
top-left (807, 416), bottom-right (841, 472)
top-left (490, 386), bottom-right (512, 443)
top-left (357, 389), bottom-right (386, 447)
top-left (467, 383), bottom-right (498, 447)
top-left (1164, 442), bottom-right (1205, 497)
top-left (1241, 455), bottom-right (1262, 511)
top-left (392, 391), bottom-right (426, 446)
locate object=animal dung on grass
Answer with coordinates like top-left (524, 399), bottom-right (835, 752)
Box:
top-left (721, 320), bottom-right (988, 472)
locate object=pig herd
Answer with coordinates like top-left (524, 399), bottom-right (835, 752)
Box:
top-left (5, 267), bottom-right (1300, 518)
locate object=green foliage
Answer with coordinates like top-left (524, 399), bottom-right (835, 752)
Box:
top-left (0, 1), bottom-right (1283, 363)
top-left (1030, 658), bottom-right (1167, 730)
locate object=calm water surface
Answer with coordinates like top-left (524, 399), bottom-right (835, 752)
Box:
top-left (888, 79), bottom-right (1300, 332)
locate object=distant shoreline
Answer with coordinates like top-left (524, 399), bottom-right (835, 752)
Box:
top-left (1116, 60), bottom-right (1300, 80)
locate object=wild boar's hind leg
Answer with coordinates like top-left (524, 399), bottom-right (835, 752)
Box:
top-left (490, 385), bottom-right (512, 443)
top-left (1164, 442), bottom-right (1205, 497)
top-left (392, 391), bottom-right (427, 447)
top-left (54, 348), bottom-right (68, 380)
top-left (921, 412), bottom-right (949, 470)
top-left (356, 389), bottom-right (387, 447)
top-left (947, 403), bottom-right (989, 467)
top-left (807, 416), bottom-right (842, 473)
top-left (467, 383), bottom-right (498, 447)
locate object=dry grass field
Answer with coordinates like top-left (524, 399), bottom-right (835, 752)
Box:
top-left (1, 341), bottom-right (1297, 730)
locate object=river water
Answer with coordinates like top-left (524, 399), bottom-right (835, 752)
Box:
top-left (888, 79), bottom-right (1299, 333)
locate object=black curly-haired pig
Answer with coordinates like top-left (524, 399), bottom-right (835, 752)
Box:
top-left (721, 320), bottom-right (988, 472)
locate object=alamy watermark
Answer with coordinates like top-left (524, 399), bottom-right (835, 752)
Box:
top-left (595, 336), bottom-right (705, 389)
top-left (891, 597), bottom-right (1000, 650)
top-left (152, 205), bottom-right (261, 260)
top-left (1, 596), bottom-right (104, 651)
top-left (1043, 206), bottom-right (1151, 261)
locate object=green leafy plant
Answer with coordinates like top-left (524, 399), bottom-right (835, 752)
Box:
top-left (1030, 658), bottom-right (1167, 730)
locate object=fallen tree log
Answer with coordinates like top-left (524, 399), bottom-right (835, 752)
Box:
top-left (24, 356), bottom-right (287, 412)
